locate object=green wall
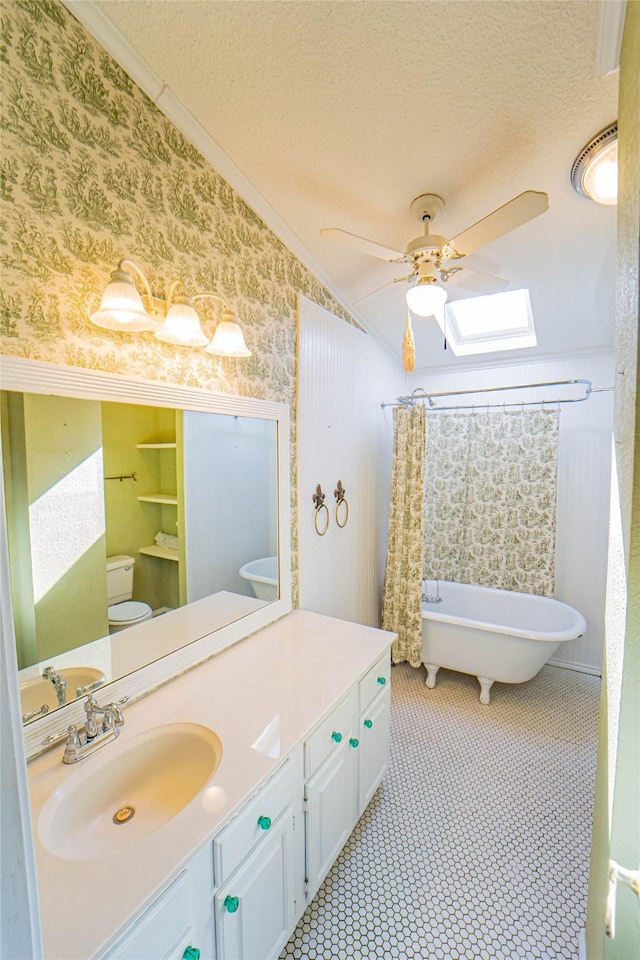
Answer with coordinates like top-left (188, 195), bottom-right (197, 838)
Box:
top-left (2, 393), bottom-right (109, 665)
top-left (586, 2), bottom-right (640, 956)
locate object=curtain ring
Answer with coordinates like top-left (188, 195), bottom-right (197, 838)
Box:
top-left (334, 481), bottom-right (349, 528)
top-left (312, 483), bottom-right (329, 536)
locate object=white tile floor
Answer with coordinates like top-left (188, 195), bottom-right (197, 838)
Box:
top-left (282, 662), bottom-right (600, 960)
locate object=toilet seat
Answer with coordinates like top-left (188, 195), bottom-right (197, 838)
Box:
top-left (108, 600), bottom-right (152, 626)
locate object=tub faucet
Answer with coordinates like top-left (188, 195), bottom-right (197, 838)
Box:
top-left (62, 694), bottom-right (125, 763)
top-left (42, 665), bottom-right (67, 706)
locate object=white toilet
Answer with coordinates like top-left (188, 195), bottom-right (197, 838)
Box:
top-left (106, 555), bottom-right (153, 633)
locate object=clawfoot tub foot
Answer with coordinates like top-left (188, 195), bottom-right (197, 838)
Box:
top-left (477, 677), bottom-right (495, 705)
top-left (425, 664), bottom-right (440, 689)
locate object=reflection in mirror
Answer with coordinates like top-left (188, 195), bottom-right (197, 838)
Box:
top-left (0, 391), bottom-right (279, 724)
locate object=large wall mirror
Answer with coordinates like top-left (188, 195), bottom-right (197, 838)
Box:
top-left (0, 357), bottom-right (291, 747)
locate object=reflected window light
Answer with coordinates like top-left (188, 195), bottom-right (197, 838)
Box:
top-left (29, 449), bottom-right (105, 602)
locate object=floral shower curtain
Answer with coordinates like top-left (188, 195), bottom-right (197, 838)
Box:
top-left (423, 409), bottom-right (560, 596)
top-left (382, 405), bottom-right (426, 666)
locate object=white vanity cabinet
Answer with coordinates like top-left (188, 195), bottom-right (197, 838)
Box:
top-left (357, 653), bottom-right (392, 814)
top-left (214, 808), bottom-right (297, 960)
top-left (32, 612), bottom-right (395, 960)
top-left (303, 652), bottom-right (391, 901)
top-left (303, 688), bottom-right (359, 900)
top-left (101, 842), bottom-right (215, 960)
top-left (212, 751), bottom-right (304, 960)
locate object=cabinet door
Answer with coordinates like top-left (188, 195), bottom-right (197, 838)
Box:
top-left (304, 740), bottom-right (357, 900)
top-left (358, 687), bottom-right (391, 815)
top-left (101, 843), bottom-right (215, 960)
top-left (215, 806), bottom-right (295, 960)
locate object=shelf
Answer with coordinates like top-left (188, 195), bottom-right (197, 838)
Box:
top-left (136, 442), bottom-right (177, 449)
top-left (139, 545), bottom-right (180, 562)
top-left (137, 494), bottom-right (178, 505)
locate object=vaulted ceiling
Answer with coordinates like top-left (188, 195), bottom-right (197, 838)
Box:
top-left (75, 0), bottom-right (619, 370)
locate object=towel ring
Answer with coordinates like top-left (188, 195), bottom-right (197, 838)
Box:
top-left (334, 480), bottom-right (349, 528)
top-left (312, 483), bottom-right (329, 536)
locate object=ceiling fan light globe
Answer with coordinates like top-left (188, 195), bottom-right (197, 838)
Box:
top-left (581, 141), bottom-right (618, 205)
top-left (405, 281), bottom-right (448, 318)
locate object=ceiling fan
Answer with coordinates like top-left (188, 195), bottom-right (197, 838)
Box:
top-left (320, 190), bottom-right (550, 317)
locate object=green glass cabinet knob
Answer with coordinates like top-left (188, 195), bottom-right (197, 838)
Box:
top-left (364, 718), bottom-right (373, 729)
top-left (349, 737), bottom-right (359, 748)
top-left (183, 948), bottom-right (200, 960)
top-left (377, 676), bottom-right (386, 685)
top-left (331, 731), bottom-right (343, 743)
top-left (257, 815), bottom-right (272, 830)
top-left (224, 895), bottom-right (239, 913)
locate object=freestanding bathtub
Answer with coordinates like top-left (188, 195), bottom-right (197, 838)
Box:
top-left (239, 556), bottom-right (278, 601)
top-left (421, 580), bottom-right (586, 704)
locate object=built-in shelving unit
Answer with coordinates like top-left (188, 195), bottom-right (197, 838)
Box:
top-left (139, 544), bottom-right (179, 562)
top-left (137, 494), bottom-right (178, 505)
top-left (137, 434), bottom-right (180, 577)
top-left (136, 442), bottom-right (177, 450)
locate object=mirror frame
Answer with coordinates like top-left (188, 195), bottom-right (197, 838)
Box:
top-left (0, 356), bottom-right (292, 759)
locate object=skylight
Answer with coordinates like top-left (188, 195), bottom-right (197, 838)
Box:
top-left (437, 289), bottom-right (537, 356)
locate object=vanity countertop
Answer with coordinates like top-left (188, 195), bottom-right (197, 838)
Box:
top-left (27, 609), bottom-right (394, 960)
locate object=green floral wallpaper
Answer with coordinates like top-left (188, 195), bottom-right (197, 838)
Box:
top-left (0, 0), bottom-right (361, 604)
top-left (423, 410), bottom-right (560, 597)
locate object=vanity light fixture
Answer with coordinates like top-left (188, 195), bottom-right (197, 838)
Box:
top-left (405, 263), bottom-right (448, 319)
top-left (570, 121), bottom-right (618, 206)
top-left (90, 259), bottom-right (252, 356)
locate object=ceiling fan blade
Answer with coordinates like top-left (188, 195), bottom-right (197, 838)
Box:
top-left (320, 227), bottom-right (405, 262)
top-left (446, 190), bottom-right (549, 257)
top-left (445, 267), bottom-right (509, 295)
top-left (353, 272), bottom-right (415, 304)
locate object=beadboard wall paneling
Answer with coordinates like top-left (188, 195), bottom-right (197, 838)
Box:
top-left (298, 297), bottom-right (404, 627)
top-left (182, 411), bottom-right (277, 602)
top-left (408, 354), bottom-right (614, 673)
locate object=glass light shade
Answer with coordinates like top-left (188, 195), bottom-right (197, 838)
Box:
top-left (155, 297), bottom-right (209, 347)
top-left (581, 138), bottom-right (618, 205)
top-left (571, 122), bottom-right (618, 206)
top-left (205, 310), bottom-right (252, 357)
top-left (90, 271), bottom-right (156, 332)
top-left (405, 279), bottom-right (448, 318)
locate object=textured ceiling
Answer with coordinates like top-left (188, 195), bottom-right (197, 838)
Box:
top-left (89, 0), bottom-right (619, 370)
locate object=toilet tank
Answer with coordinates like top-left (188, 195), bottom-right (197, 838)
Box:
top-left (106, 555), bottom-right (136, 605)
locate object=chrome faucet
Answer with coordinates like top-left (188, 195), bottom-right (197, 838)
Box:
top-left (42, 665), bottom-right (67, 706)
top-left (62, 694), bottom-right (125, 764)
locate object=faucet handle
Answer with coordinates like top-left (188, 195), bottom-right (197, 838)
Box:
top-left (63, 725), bottom-right (82, 763)
top-left (84, 696), bottom-right (99, 740)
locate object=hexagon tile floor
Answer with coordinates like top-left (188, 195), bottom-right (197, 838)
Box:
top-left (281, 662), bottom-right (600, 960)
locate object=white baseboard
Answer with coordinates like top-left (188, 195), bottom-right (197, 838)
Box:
top-left (547, 658), bottom-right (602, 677)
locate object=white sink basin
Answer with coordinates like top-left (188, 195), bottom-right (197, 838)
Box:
top-left (20, 667), bottom-right (106, 719)
top-left (38, 723), bottom-right (223, 860)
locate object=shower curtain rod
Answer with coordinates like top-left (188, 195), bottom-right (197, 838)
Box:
top-left (381, 378), bottom-right (603, 411)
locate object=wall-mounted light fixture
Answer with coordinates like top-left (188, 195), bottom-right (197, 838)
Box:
top-left (570, 121), bottom-right (618, 206)
top-left (405, 263), bottom-right (448, 319)
top-left (90, 259), bottom-right (251, 357)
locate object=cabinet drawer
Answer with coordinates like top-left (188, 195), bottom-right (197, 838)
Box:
top-left (214, 756), bottom-right (298, 885)
top-left (358, 652), bottom-right (390, 713)
top-left (304, 687), bottom-right (357, 779)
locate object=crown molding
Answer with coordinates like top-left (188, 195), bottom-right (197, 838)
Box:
top-left (61, 0), bottom-right (364, 332)
top-left (412, 344), bottom-right (615, 377)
